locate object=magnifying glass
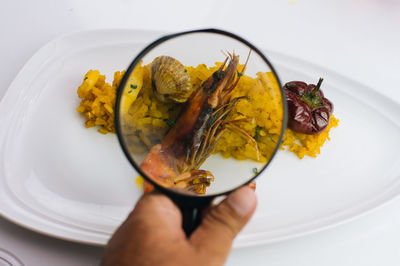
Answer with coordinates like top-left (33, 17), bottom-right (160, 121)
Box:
top-left (115, 29), bottom-right (287, 236)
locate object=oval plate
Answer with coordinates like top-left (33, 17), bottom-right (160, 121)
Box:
top-left (1, 29), bottom-right (400, 247)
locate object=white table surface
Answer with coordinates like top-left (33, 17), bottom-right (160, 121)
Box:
top-left (1, 0), bottom-right (400, 265)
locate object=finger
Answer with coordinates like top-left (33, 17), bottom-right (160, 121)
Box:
top-left (109, 193), bottom-right (185, 247)
top-left (131, 193), bottom-right (184, 236)
top-left (189, 186), bottom-right (257, 260)
top-left (102, 191), bottom-right (185, 265)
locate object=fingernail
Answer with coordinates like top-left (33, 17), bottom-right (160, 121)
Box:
top-left (227, 186), bottom-right (257, 217)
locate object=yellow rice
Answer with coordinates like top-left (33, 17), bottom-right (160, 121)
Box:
top-left (76, 70), bottom-right (125, 134)
top-left (76, 63), bottom-right (338, 159)
top-left (282, 116), bottom-right (339, 159)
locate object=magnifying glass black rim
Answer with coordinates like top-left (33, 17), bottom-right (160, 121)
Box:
top-left (115, 28), bottom-right (288, 200)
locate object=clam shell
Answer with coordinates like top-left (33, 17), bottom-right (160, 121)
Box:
top-left (151, 56), bottom-right (192, 103)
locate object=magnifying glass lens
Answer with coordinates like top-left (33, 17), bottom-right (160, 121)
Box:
top-left (116, 30), bottom-right (285, 197)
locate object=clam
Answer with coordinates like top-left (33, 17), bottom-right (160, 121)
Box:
top-left (151, 56), bottom-right (192, 103)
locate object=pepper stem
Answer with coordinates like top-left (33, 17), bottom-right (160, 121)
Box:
top-left (313, 78), bottom-right (324, 95)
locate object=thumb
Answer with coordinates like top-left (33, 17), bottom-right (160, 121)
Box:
top-left (189, 186), bottom-right (257, 259)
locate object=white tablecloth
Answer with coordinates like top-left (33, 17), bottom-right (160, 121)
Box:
top-left (1, 0), bottom-right (399, 265)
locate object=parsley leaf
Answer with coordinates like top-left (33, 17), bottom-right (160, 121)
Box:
top-left (286, 83), bottom-right (296, 89)
top-left (163, 118), bottom-right (175, 128)
top-left (254, 126), bottom-right (261, 141)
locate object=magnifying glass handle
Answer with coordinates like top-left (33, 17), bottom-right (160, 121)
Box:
top-left (175, 198), bottom-right (213, 236)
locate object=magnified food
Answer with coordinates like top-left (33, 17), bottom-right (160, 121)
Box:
top-left (140, 52), bottom-right (259, 194)
top-left (151, 56), bottom-right (192, 103)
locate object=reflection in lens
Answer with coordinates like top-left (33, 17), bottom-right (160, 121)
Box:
top-left (117, 32), bottom-right (284, 196)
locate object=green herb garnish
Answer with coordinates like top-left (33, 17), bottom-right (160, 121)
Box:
top-left (84, 77), bottom-right (88, 81)
top-left (252, 168), bottom-right (259, 175)
top-left (130, 84), bottom-right (138, 89)
top-left (237, 71), bottom-right (243, 78)
top-left (254, 126), bottom-right (261, 141)
top-left (286, 83), bottom-right (296, 89)
top-left (128, 90), bottom-right (133, 94)
top-left (163, 118), bottom-right (175, 128)
top-left (184, 69), bottom-right (187, 73)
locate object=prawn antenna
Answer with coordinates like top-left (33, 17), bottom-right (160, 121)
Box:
top-left (241, 49), bottom-right (252, 75)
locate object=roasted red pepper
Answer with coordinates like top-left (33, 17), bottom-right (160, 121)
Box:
top-left (284, 78), bottom-right (333, 134)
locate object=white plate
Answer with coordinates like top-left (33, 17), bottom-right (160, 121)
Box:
top-left (1, 29), bottom-right (400, 248)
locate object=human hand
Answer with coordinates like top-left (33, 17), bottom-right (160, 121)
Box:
top-left (101, 186), bottom-right (257, 266)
